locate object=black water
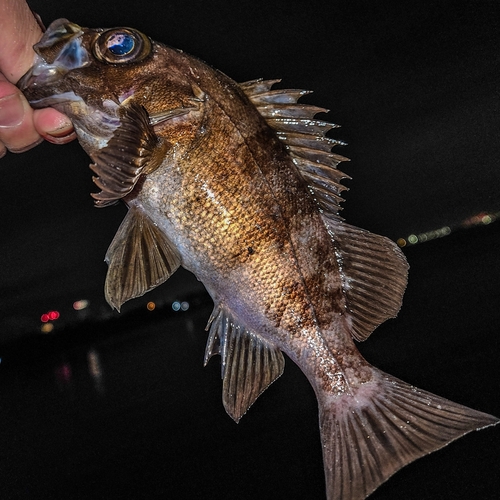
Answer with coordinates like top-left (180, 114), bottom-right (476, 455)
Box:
top-left (1, 227), bottom-right (499, 500)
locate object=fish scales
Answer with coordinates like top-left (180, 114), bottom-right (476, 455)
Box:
top-left (143, 93), bottom-right (348, 385)
top-left (18, 18), bottom-right (498, 500)
top-left (143, 71), bottom-right (343, 333)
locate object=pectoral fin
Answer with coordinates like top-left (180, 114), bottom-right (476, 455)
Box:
top-left (205, 306), bottom-right (285, 422)
top-left (104, 206), bottom-right (181, 311)
top-left (90, 102), bottom-right (170, 207)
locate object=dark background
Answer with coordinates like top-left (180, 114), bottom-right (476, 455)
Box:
top-left (0, 1), bottom-right (499, 498)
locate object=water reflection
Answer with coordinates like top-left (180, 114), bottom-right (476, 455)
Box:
top-left (53, 348), bottom-right (105, 396)
top-left (87, 348), bottom-right (105, 394)
top-left (54, 361), bottom-right (72, 390)
top-left (31, 300), bottom-right (206, 403)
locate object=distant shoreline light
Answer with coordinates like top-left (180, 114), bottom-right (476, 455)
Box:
top-left (397, 210), bottom-right (498, 248)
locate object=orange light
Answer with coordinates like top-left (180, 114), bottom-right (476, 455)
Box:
top-left (41, 323), bottom-right (54, 333)
top-left (147, 301), bottom-right (156, 311)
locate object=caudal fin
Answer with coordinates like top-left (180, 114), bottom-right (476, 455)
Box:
top-left (319, 369), bottom-right (498, 500)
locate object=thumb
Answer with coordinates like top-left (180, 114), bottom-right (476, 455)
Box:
top-left (0, 75), bottom-right (42, 154)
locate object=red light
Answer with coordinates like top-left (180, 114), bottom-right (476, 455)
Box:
top-left (41, 310), bottom-right (60, 323)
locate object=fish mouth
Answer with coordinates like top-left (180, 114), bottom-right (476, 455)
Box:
top-left (18, 18), bottom-right (90, 104)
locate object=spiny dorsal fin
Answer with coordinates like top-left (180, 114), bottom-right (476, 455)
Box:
top-left (240, 79), bottom-right (350, 218)
top-left (205, 305), bottom-right (285, 422)
top-left (323, 219), bottom-right (409, 341)
top-left (104, 205), bottom-right (181, 311)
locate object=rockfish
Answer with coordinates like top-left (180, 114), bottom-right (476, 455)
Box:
top-left (19, 19), bottom-right (498, 500)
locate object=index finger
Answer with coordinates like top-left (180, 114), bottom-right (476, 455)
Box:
top-left (0, 0), bottom-right (43, 83)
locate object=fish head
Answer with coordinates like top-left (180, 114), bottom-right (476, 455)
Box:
top-left (19, 18), bottom-right (208, 153)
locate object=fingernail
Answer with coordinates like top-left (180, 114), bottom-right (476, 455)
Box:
top-left (44, 130), bottom-right (76, 145)
top-left (0, 93), bottom-right (26, 128)
top-left (47, 116), bottom-right (74, 137)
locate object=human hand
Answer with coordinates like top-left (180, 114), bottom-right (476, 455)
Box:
top-left (0, 0), bottom-right (75, 159)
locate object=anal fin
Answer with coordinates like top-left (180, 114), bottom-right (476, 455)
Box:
top-left (104, 205), bottom-right (181, 311)
top-left (205, 306), bottom-right (285, 422)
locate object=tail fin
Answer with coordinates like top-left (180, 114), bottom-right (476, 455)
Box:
top-left (319, 368), bottom-right (498, 500)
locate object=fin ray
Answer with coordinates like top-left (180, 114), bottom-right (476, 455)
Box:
top-left (319, 369), bottom-right (499, 500)
top-left (205, 306), bottom-right (285, 422)
top-left (104, 206), bottom-right (181, 310)
top-left (324, 221), bottom-right (409, 341)
top-left (90, 102), bottom-right (161, 207)
top-left (240, 78), bottom-right (349, 217)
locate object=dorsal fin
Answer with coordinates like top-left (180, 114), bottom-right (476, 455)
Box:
top-left (241, 79), bottom-right (408, 342)
top-left (205, 305), bottom-right (285, 422)
top-left (323, 219), bottom-right (409, 341)
top-left (240, 79), bottom-right (350, 218)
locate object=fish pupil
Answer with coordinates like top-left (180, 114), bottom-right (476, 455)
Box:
top-left (107, 33), bottom-right (135, 56)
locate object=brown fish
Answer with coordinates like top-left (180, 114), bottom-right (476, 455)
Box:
top-left (19, 19), bottom-right (498, 500)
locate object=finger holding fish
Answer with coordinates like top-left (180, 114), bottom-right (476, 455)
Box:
top-left (0, 75), bottom-right (42, 155)
top-left (0, 0), bottom-right (75, 157)
top-left (0, 77), bottom-right (75, 156)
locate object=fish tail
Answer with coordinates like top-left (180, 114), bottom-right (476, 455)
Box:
top-left (318, 368), bottom-right (498, 500)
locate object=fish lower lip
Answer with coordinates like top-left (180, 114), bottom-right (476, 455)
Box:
top-left (22, 90), bottom-right (83, 110)
top-left (17, 61), bottom-right (63, 91)
top-left (17, 69), bottom-right (34, 92)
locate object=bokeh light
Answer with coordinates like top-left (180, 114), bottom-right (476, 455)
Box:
top-left (172, 301), bottom-right (190, 312)
top-left (73, 299), bottom-right (89, 311)
top-left (41, 323), bottom-right (54, 333)
top-left (41, 310), bottom-right (60, 322)
top-left (397, 210), bottom-right (499, 248)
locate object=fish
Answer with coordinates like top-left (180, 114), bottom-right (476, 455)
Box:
top-left (18, 18), bottom-right (498, 500)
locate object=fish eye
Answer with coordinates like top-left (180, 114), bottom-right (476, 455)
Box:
top-left (93, 28), bottom-right (152, 64)
top-left (108, 33), bottom-right (135, 56)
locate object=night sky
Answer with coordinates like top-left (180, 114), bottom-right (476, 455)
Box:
top-left (2, 0), bottom-right (500, 335)
top-left (0, 1), bottom-right (499, 498)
